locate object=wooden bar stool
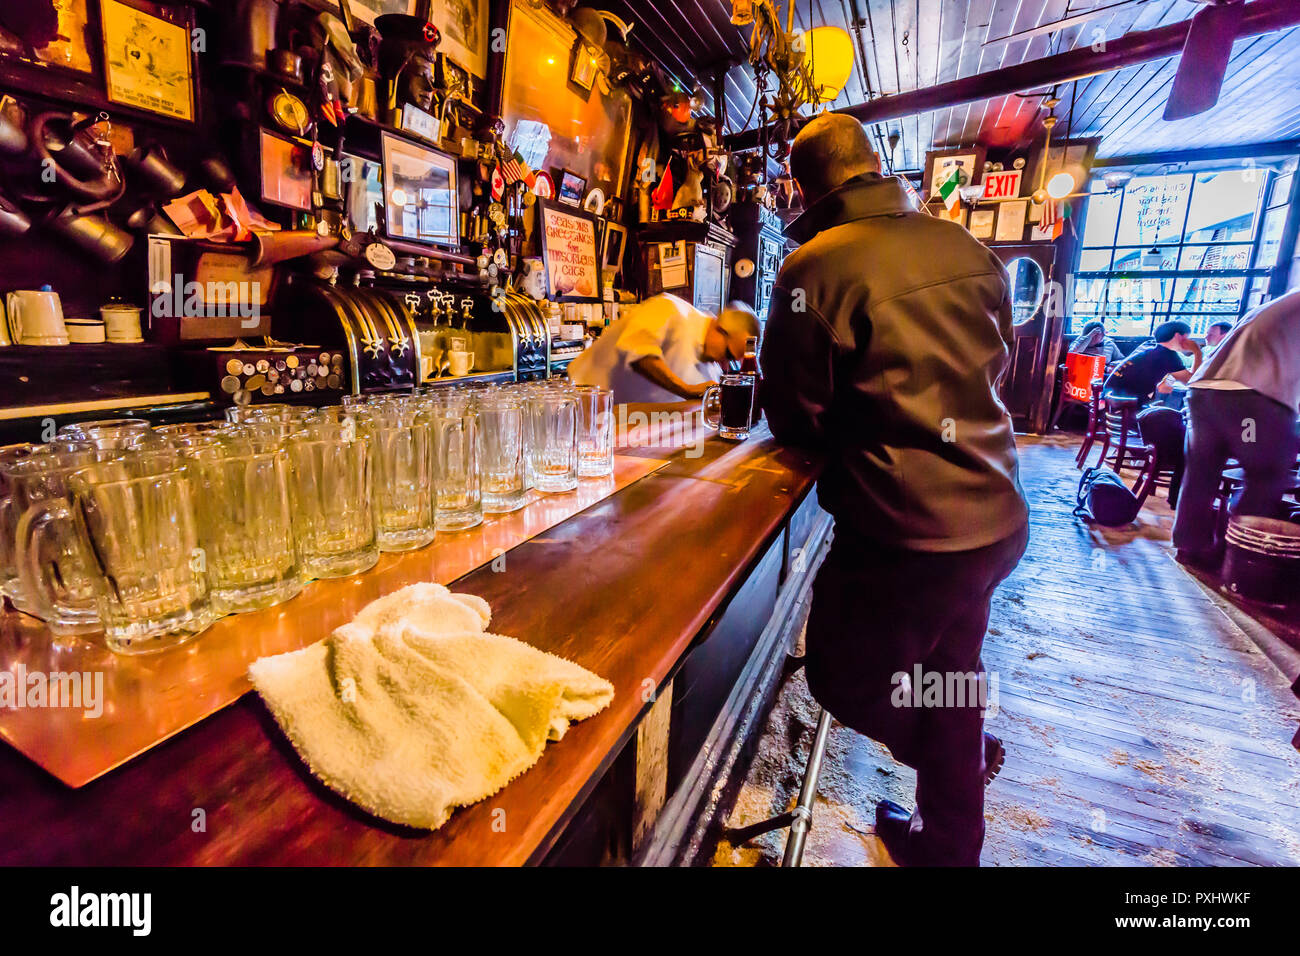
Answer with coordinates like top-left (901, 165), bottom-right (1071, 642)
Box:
top-left (1098, 395), bottom-right (1151, 479)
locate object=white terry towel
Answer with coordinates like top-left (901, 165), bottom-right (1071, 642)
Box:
top-left (249, 582), bottom-right (614, 830)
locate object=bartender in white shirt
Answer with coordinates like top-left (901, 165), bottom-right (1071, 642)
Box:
top-left (568, 294), bottom-right (760, 403)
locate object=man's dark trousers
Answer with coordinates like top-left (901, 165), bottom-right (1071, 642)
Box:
top-left (1172, 388), bottom-right (1300, 555)
top-left (804, 523), bottom-right (1029, 866)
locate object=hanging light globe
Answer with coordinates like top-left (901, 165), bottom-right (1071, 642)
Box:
top-left (800, 26), bottom-right (855, 103)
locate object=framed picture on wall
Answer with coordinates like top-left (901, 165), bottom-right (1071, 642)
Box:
top-left (5, 0), bottom-right (97, 74)
top-left (969, 208), bottom-right (996, 240)
top-left (258, 129), bottom-right (313, 212)
top-left (570, 40), bottom-right (598, 92)
top-left (602, 220), bottom-right (627, 279)
top-left (922, 147), bottom-right (986, 202)
top-left (556, 168), bottom-right (586, 207)
top-left (347, 0), bottom-right (417, 25)
top-left (537, 199), bottom-right (602, 302)
top-left (430, 0), bottom-right (489, 79)
top-left (100, 0), bottom-right (196, 122)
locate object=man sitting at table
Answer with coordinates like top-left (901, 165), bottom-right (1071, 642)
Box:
top-left (567, 293), bottom-right (759, 403)
top-left (1068, 320), bottom-right (1123, 364)
top-left (759, 112), bottom-right (1029, 867)
top-left (1172, 290), bottom-right (1300, 571)
top-left (1103, 320), bottom-right (1202, 404)
top-left (1204, 320), bottom-right (1233, 352)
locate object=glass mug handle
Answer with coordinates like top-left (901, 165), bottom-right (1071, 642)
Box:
top-left (16, 498), bottom-right (92, 626)
top-left (701, 384), bottom-right (722, 430)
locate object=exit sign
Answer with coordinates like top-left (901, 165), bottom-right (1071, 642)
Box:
top-left (982, 170), bottom-right (1023, 200)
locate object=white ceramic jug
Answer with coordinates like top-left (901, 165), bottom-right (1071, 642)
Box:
top-left (6, 287), bottom-right (68, 346)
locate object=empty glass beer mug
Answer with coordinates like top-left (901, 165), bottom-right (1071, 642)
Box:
top-left (0, 443), bottom-right (40, 604)
top-left (5, 446), bottom-right (101, 634)
top-left (26, 457), bottom-right (215, 653)
top-left (180, 431), bottom-right (302, 614)
top-left (286, 421), bottom-right (379, 578)
top-left (574, 385), bottom-right (614, 478)
top-left (527, 392), bottom-right (578, 493)
top-left (57, 418), bottom-right (157, 456)
top-left (353, 404), bottom-right (435, 551)
top-left (477, 397), bottom-right (527, 514)
top-left (428, 404), bottom-right (482, 531)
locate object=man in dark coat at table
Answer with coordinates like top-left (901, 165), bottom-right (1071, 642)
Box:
top-left (759, 113), bottom-right (1030, 867)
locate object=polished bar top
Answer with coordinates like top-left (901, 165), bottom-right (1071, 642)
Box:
top-left (0, 426), bottom-right (819, 865)
top-left (0, 455), bottom-right (667, 787)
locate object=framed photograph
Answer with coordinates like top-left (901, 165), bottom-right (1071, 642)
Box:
top-left (994, 199), bottom-right (1028, 243)
top-left (259, 129), bottom-right (313, 212)
top-left (570, 40), bottom-right (598, 92)
top-left (347, 0), bottom-right (417, 26)
top-left (381, 131), bottom-right (460, 249)
top-left (431, 0), bottom-right (489, 79)
top-left (13, 0), bottom-right (97, 74)
top-left (602, 220), bottom-right (627, 279)
top-left (537, 199), bottom-right (602, 302)
top-left (969, 208), bottom-right (996, 240)
top-left (923, 147), bottom-right (985, 202)
top-left (556, 168), bottom-right (586, 207)
top-left (100, 0), bottom-right (195, 122)
top-left (436, 52), bottom-right (472, 99)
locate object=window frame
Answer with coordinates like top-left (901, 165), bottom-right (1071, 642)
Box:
top-left (1072, 166), bottom-right (1279, 336)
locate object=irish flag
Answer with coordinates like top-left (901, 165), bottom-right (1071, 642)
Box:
top-left (937, 166), bottom-right (965, 213)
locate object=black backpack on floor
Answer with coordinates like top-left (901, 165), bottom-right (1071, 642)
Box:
top-left (1074, 466), bottom-right (1141, 526)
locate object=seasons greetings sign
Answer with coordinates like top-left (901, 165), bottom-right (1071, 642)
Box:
top-left (541, 204), bottom-right (601, 301)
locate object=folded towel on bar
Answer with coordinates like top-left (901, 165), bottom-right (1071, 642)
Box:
top-left (249, 582), bottom-right (614, 830)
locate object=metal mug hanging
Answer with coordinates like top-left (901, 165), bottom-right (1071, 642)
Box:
top-left (124, 143), bottom-right (187, 197)
top-left (47, 207), bottom-right (135, 264)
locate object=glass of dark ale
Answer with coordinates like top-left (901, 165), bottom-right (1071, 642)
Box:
top-left (701, 374), bottom-right (756, 441)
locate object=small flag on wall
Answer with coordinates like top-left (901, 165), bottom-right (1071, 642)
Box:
top-left (1040, 198), bottom-right (1063, 240)
top-left (937, 166), bottom-right (965, 211)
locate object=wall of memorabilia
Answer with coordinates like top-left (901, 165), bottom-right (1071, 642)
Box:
top-left (0, 0), bottom-right (790, 432)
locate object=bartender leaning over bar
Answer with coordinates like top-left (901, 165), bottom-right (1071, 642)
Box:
top-left (760, 113), bottom-right (1030, 867)
top-left (568, 293), bottom-right (760, 403)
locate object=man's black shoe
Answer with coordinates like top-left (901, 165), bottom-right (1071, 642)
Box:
top-left (983, 732), bottom-right (1005, 786)
top-left (875, 799), bottom-right (913, 866)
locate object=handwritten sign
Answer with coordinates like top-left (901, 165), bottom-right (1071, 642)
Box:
top-left (982, 170), bottom-right (1022, 200)
top-left (539, 202), bottom-right (601, 301)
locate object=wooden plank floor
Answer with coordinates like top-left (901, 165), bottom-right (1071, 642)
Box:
top-left (714, 435), bottom-right (1300, 867)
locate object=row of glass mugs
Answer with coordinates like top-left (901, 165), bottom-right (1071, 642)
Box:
top-left (1, 420), bottom-right (215, 654)
top-left (0, 383), bottom-right (615, 654)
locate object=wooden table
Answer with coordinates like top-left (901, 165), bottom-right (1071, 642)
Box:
top-left (0, 427), bottom-right (820, 865)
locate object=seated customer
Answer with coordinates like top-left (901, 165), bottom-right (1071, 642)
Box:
top-left (1068, 320), bottom-right (1122, 364)
top-left (1204, 320), bottom-right (1233, 351)
top-left (1172, 290), bottom-right (1300, 570)
top-left (1102, 320), bottom-right (1202, 404)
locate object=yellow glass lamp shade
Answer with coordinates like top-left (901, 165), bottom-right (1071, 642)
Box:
top-left (802, 26), bottom-right (855, 103)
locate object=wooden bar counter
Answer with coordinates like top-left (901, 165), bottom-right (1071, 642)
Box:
top-left (0, 421), bottom-right (822, 866)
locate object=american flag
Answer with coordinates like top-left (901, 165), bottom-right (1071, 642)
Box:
top-left (499, 150), bottom-right (526, 184)
top-left (1040, 198), bottom-right (1063, 239)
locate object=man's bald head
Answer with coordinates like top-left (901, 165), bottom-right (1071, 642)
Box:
top-left (790, 113), bottom-right (880, 205)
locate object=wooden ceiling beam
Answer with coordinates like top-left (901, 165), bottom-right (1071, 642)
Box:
top-left (726, 0), bottom-right (1300, 151)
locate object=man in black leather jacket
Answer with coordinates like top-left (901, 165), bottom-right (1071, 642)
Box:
top-left (760, 113), bottom-right (1029, 866)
